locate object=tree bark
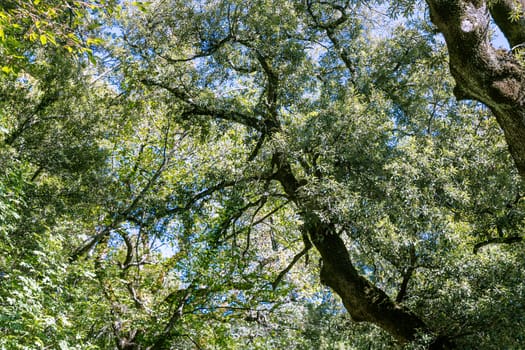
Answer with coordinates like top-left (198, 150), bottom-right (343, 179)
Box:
top-left (271, 153), bottom-right (454, 348)
top-left (425, 0), bottom-right (525, 179)
top-left (310, 219), bottom-right (429, 343)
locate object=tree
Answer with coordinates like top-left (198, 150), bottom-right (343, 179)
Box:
top-left (2, 0), bottom-right (525, 349)
top-left (100, 0), bottom-right (524, 348)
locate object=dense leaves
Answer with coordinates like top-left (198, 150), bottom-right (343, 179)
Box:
top-left (0, 0), bottom-right (115, 73)
top-left (1, 0), bottom-right (524, 349)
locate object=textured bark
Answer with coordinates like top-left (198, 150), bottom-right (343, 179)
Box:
top-left (425, 0), bottom-right (525, 179)
top-left (310, 219), bottom-right (429, 343)
top-left (272, 154), bottom-right (454, 348)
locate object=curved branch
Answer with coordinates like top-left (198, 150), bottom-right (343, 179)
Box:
top-left (149, 288), bottom-right (193, 350)
top-left (396, 245), bottom-right (417, 303)
top-left (118, 230), bottom-right (134, 269)
top-left (473, 236), bottom-right (523, 253)
top-left (306, 0), bottom-right (350, 30)
top-left (141, 78), bottom-right (268, 132)
top-left (243, 195), bottom-right (268, 256)
top-left (305, 1), bottom-right (359, 84)
top-left (156, 33), bottom-right (232, 63)
top-left (270, 151), bottom-right (452, 346)
top-left (165, 180), bottom-right (238, 215)
top-left (272, 231), bottom-right (312, 290)
top-left (251, 49), bottom-right (281, 132)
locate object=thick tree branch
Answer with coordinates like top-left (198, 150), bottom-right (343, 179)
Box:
top-left (396, 245), bottom-right (417, 303)
top-left (306, 0), bottom-right (350, 29)
top-left (118, 230), bottom-right (134, 270)
top-left (311, 220), bottom-right (429, 343)
top-left (251, 49), bottom-right (281, 132)
top-left (141, 78), bottom-right (268, 132)
top-left (271, 151), bottom-right (453, 347)
top-left (306, 0), bottom-right (358, 81)
top-left (425, 0), bottom-right (525, 179)
top-left (4, 89), bottom-right (60, 146)
top-left (247, 133), bottom-right (266, 161)
top-left (473, 236), bottom-right (523, 253)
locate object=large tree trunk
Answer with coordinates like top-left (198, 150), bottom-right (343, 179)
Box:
top-left (272, 154), bottom-right (454, 349)
top-left (425, 0), bottom-right (525, 179)
top-left (309, 219), bottom-right (430, 343)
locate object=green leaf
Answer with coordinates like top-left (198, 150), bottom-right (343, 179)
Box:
top-left (87, 51), bottom-right (96, 65)
top-left (86, 37), bottom-right (104, 46)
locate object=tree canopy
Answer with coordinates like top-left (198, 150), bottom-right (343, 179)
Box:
top-left (1, 1), bottom-right (524, 349)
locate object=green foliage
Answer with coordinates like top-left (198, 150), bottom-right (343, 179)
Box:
top-left (0, 0), bottom-right (117, 74)
top-left (1, 0), bottom-right (524, 349)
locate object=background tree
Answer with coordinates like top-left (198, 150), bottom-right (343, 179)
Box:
top-left (0, 0), bottom-right (115, 73)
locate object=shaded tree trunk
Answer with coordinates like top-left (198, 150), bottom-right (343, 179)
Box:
top-left (272, 153), bottom-right (454, 349)
top-left (425, 0), bottom-right (525, 179)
